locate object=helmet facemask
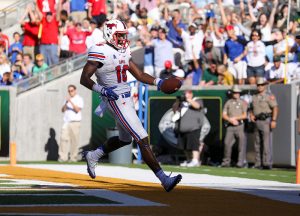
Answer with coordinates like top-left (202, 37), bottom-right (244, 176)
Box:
top-left (112, 31), bottom-right (130, 50)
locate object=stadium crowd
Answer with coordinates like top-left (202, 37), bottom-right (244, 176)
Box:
top-left (0, 0), bottom-right (298, 168)
top-left (0, 0), bottom-right (300, 86)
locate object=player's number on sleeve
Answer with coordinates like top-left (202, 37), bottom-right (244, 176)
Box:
top-left (115, 65), bottom-right (128, 83)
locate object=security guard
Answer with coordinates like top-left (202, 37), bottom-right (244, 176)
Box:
top-left (250, 78), bottom-right (278, 169)
top-left (221, 85), bottom-right (248, 168)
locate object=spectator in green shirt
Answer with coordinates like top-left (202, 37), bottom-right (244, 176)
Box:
top-left (32, 54), bottom-right (48, 76)
top-left (200, 60), bottom-right (219, 86)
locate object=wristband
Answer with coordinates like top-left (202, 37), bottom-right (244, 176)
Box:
top-left (92, 84), bottom-right (103, 93)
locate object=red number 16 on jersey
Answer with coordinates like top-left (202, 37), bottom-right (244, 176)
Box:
top-left (115, 65), bottom-right (129, 83)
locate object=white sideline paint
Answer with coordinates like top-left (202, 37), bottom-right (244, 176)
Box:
top-left (16, 164), bottom-right (300, 204)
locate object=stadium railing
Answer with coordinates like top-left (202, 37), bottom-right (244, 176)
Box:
top-left (0, 0), bottom-right (33, 29)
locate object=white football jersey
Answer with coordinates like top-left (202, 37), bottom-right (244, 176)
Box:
top-left (87, 43), bottom-right (132, 95)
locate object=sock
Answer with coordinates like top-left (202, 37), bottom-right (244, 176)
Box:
top-left (90, 146), bottom-right (105, 161)
top-left (155, 169), bottom-right (168, 183)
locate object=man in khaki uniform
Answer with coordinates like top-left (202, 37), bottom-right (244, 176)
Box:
top-left (221, 85), bottom-right (248, 167)
top-left (250, 78), bottom-right (278, 169)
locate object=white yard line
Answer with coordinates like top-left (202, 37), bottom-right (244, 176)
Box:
top-left (16, 164), bottom-right (300, 204)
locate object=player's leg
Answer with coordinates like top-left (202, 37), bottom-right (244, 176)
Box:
top-left (108, 98), bottom-right (182, 191)
top-left (83, 122), bottom-right (132, 179)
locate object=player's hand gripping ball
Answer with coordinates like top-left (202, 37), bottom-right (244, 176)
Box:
top-left (159, 77), bottom-right (182, 94)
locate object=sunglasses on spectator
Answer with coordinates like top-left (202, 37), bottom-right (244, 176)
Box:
top-left (68, 89), bottom-right (75, 92)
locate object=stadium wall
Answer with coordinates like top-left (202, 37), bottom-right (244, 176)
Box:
top-left (9, 70), bottom-right (92, 161)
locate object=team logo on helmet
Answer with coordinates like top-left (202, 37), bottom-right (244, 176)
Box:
top-left (103, 20), bottom-right (129, 50)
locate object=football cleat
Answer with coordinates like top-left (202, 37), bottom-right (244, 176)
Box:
top-left (82, 151), bottom-right (98, 179)
top-left (162, 173), bottom-right (182, 192)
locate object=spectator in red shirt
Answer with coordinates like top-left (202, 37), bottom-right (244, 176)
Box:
top-left (65, 22), bottom-right (91, 54)
top-left (88, 0), bottom-right (107, 27)
top-left (36, 0), bottom-right (56, 15)
top-left (37, 1), bottom-right (61, 66)
top-left (19, 3), bottom-right (40, 59)
top-left (0, 28), bottom-right (10, 54)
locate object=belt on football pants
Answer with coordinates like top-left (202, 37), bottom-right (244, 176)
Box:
top-left (120, 92), bottom-right (131, 98)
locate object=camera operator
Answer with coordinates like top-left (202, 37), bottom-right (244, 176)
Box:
top-left (172, 90), bottom-right (204, 167)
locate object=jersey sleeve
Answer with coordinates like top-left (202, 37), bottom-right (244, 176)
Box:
top-left (87, 45), bottom-right (107, 64)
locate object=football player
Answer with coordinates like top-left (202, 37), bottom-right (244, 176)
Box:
top-left (80, 19), bottom-right (182, 192)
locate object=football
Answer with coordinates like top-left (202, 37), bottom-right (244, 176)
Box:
top-left (160, 77), bottom-right (182, 94)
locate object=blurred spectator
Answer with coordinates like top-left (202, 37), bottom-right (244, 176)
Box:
top-left (59, 9), bottom-right (69, 27)
top-left (65, 22), bottom-right (91, 54)
top-left (243, 29), bottom-right (266, 84)
top-left (174, 22), bottom-right (204, 85)
top-left (276, 4), bottom-right (296, 33)
top-left (36, 0), bottom-right (56, 15)
top-left (217, 0), bottom-right (242, 36)
top-left (165, 9), bottom-right (186, 49)
top-left (0, 42), bottom-right (6, 56)
top-left (8, 32), bottom-right (23, 64)
top-left (152, 28), bottom-right (174, 78)
top-left (0, 72), bottom-right (12, 86)
top-left (88, 0), bottom-right (107, 27)
top-left (23, 53), bottom-right (34, 76)
top-left (14, 54), bottom-right (28, 78)
top-left (32, 54), bottom-right (49, 76)
top-left (273, 29), bottom-right (295, 63)
top-left (291, 34), bottom-right (300, 63)
top-left (127, 20), bottom-right (137, 37)
top-left (0, 54), bottom-right (10, 77)
top-left (201, 36), bottom-right (223, 69)
top-left (59, 26), bottom-right (72, 60)
top-left (86, 19), bottom-right (104, 49)
top-left (70, 0), bottom-right (87, 23)
top-left (224, 25), bottom-right (247, 85)
top-left (140, 26), bottom-right (159, 77)
top-left (12, 61), bottom-right (26, 82)
top-left (0, 28), bottom-right (9, 53)
top-left (200, 60), bottom-right (219, 86)
top-left (265, 55), bottom-right (284, 84)
top-left (160, 60), bottom-right (182, 79)
top-left (82, 18), bottom-right (91, 32)
top-left (38, 10), bottom-right (60, 66)
top-left (19, 3), bottom-right (40, 60)
top-left (140, 0), bottom-right (160, 22)
top-left (217, 64), bottom-right (234, 85)
top-left (61, 0), bottom-right (70, 15)
top-left (248, 0), bottom-right (278, 61)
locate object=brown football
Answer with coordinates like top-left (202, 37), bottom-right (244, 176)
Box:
top-left (160, 77), bottom-right (182, 94)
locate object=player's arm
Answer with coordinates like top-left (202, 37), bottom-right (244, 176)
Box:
top-left (128, 59), bottom-right (161, 86)
top-left (80, 60), bottom-right (119, 100)
top-left (80, 60), bottom-right (103, 91)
